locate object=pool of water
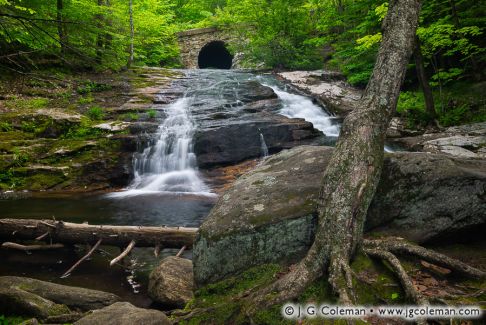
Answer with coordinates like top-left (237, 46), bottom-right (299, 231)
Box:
top-left (0, 192), bottom-right (215, 306)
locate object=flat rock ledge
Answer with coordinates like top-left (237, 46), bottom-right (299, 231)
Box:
top-left (148, 256), bottom-right (194, 308)
top-left (74, 302), bottom-right (172, 325)
top-left (193, 145), bottom-right (486, 286)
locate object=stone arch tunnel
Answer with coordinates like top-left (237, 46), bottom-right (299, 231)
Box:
top-left (177, 27), bottom-right (239, 69)
top-left (198, 41), bottom-right (233, 69)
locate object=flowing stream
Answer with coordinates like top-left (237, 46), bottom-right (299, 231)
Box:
top-left (0, 69), bottom-right (343, 305)
top-left (110, 97), bottom-right (212, 198)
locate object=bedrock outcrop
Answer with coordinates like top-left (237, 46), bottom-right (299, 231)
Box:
top-left (193, 145), bottom-right (486, 285)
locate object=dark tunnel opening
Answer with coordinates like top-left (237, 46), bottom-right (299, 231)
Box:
top-left (198, 41), bottom-right (233, 69)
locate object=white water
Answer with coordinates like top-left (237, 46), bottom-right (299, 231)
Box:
top-left (259, 133), bottom-right (269, 157)
top-left (267, 86), bottom-right (340, 137)
top-left (109, 97), bottom-right (213, 198)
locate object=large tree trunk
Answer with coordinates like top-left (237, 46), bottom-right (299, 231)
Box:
top-left (245, 0), bottom-right (421, 310)
top-left (414, 36), bottom-right (436, 121)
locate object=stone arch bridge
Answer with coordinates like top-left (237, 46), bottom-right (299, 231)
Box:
top-left (177, 27), bottom-right (241, 69)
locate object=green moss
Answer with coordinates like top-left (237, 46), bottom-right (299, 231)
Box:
top-left (29, 173), bottom-right (67, 190)
top-left (4, 97), bottom-right (49, 110)
top-left (179, 264), bottom-right (283, 325)
top-left (350, 252), bottom-right (405, 305)
top-left (47, 304), bottom-right (70, 316)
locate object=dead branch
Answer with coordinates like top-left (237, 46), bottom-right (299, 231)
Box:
top-left (1, 242), bottom-right (64, 251)
top-left (61, 238), bottom-right (102, 278)
top-left (109, 240), bottom-right (136, 266)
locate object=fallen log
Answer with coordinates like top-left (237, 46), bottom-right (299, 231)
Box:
top-left (0, 218), bottom-right (197, 248)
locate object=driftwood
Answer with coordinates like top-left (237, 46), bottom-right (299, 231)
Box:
top-left (110, 240), bottom-right (136, 266)
top-left (62, 238), bottom-right (103, 278)
top-left (1, 242), bottom-right (64, 251)
top-left (0, 218), bottom-right (197, 248)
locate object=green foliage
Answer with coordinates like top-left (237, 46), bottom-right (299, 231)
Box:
top-left (20, 121), bottom-right (36, 133)
top-left (0, 0), bottom-right (180, 69)
top-left (64, 117), bottom-right (101, 139)
top-left (12, 148), bottom-right (30, 167)
top-left (86, 106), bottom-right (105, 120)
top-left (77, 95), bottom-right (94, 105)
top-left (77, 81), bottom-right (112, 95)
top-left (0, 122), bottom-right (13, 132)
top-left (0, 314), bottom-right (28, 325)
top-left (122, 112), bottom-right (139, 121)
top-left (147, 109), bottom-right (157, 119)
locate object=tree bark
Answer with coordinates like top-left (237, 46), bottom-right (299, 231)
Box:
top-left (0, 218), bottom-right (197, 248)
top-left (127, 0), bottom-right (134, 68)
top-left (414, 36), bottom-right (436, 121)
top-left (95, 0), bottom-right (104, 64)
top-left (56, 0), bottom-right (67, 54)
top-left (244, 0), bottom-right (421, 311)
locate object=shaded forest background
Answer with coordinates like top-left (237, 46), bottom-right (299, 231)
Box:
top-left (0, 0), bottom-right (485, 126)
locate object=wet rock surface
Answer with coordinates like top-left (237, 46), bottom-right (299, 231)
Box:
top-left (193, 145), bottom-right (486, 285)
top-left (148, 256), bottom-right (194, 308)
top-left (74, 302), bottom-right (172, 325)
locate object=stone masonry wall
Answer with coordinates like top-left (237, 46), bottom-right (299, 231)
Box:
top-left (177, 27), bottom-right (237, 69)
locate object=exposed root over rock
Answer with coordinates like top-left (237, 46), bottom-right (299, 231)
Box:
top-left (237, 237), bottom-right (485, 324)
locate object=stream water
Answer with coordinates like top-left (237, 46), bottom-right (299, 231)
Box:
top-left (0, 69), bottom-right (342, 305)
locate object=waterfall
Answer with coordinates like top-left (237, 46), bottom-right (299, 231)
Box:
top-left (265, 85), bottom-right (340, 137)
top-left (259, 133), bottom-right (269, 157)
top-left (109, 97), bottom-right (212, 197)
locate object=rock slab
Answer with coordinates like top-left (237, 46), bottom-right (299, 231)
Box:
top-left (74, 302), bottom-right (172, 325)
top-left (193, 145), bottom-right (486, 285)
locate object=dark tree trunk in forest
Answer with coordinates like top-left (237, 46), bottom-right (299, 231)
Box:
top-left (96, 0), bottom-right (104, 64)
top-left (57, 0), bottom-right (67, 54)
top-left (244, 0), bottom-right (421, 311)
top-left (414, 36), bottom-right (436, 121)
top-left (127, 0), bottom-right (134, 68)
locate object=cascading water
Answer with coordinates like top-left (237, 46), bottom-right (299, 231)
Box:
top-left (110, 96), bottom-right (211, 197)
top-left (259, 133), bottom-right (269, 157)
top-left (271, 87), bottom-right (340, 137)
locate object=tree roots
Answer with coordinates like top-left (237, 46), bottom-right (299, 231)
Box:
top-left (240, 237), bottom-right (485, 323)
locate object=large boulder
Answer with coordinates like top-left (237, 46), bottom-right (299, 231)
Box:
top-left (148, 256), bottom-right (194, 308)
top-left (193, 145), bottom-right (486, 285)
top-left (74, 302), bottom-right (172, 325)
top-left (0, 276), bottom-right (120, 319)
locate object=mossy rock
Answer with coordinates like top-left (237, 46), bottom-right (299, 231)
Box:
top-left (194, 145), bottom-right (486, 286)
